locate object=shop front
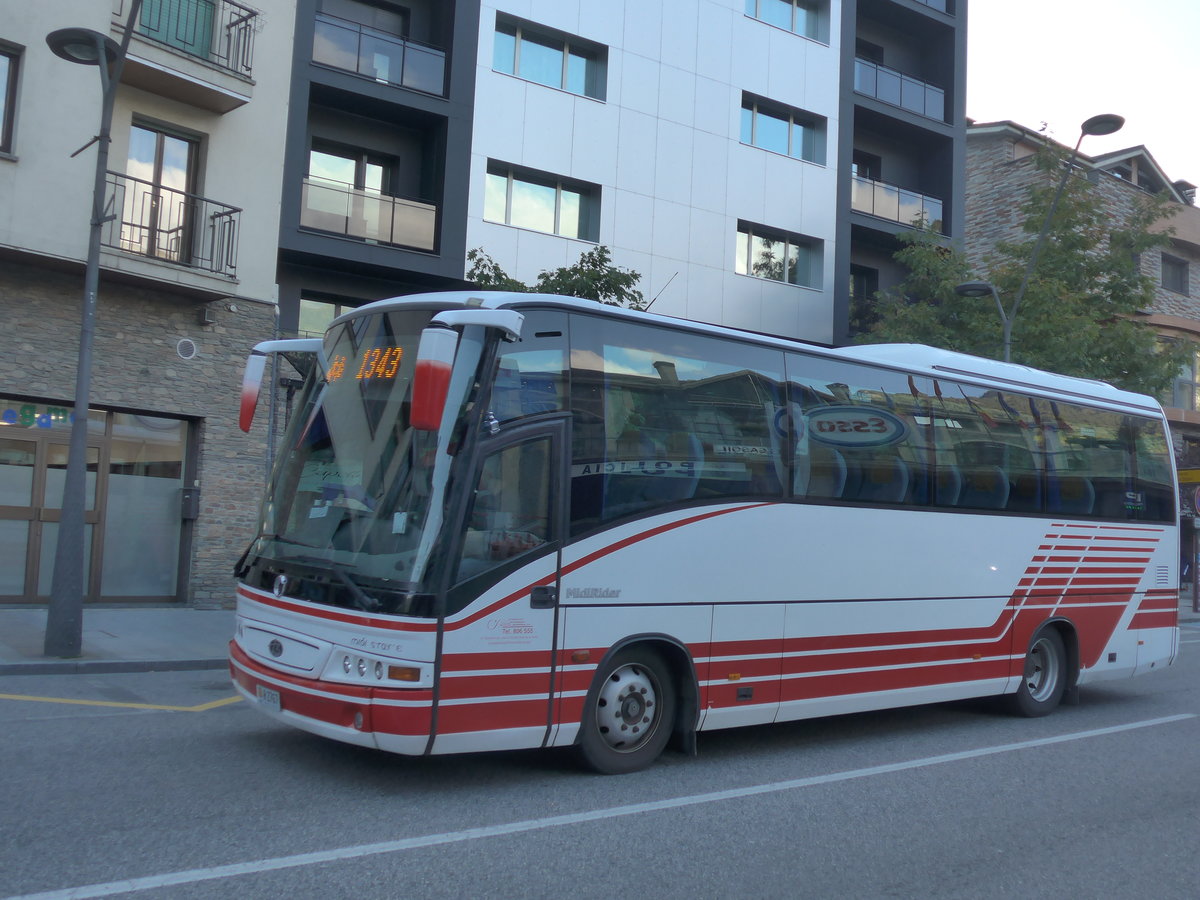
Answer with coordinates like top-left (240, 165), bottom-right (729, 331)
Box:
top-left (0, 397), bottom-right (192, 603)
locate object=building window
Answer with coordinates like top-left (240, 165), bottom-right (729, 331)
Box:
top-left (852, 150), bottom-right (882, 181)
top-left (121, 123), bottom-right (199, 264)
top-left (485, 162), bottom-right (600, 241)
top-left (1, 47), bottom-right (18, 154)
top-left (735, 222), bottom-right (822, 288)
top-left (740, 94), bottom-right (826, 165)
top-left (493, 16), bottom-right (606, 100)
top-left (744, 0), bottom-right (823, 41)
top-left (1170, 344), bottom-right (1200, 412)
top-left (1162, 254), bottom-right (1189, 295)
top-left (299, 297), bottom-right (358, 338)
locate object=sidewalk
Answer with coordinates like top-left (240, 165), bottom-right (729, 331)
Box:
top-left (0, 607), bottom-right (235, 675)
top-left (0, 599), bottom-right (1196, 677)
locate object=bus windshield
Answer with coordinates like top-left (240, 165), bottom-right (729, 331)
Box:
top-left (239, 309), bottom-right (452, 616)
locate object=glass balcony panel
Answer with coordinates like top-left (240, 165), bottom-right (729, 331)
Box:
top-left (313, 16), bottom-right (359, 71)
top-left (851, 176), bottom-right (874, 215)
top-left (925, 86), bottom-right (946, 121)
top-left (924, 197), bottom-right (944, 231)
top-left (359, 31), bottom-right (406, 83)
top-left (873, 182), bottom-right (900, 221)
top-left (313, 13), bottom-right (445, 95)
top-left (300, 178), bottom-right (435, 251)
top-left (354, 192), bottom-right (390, 242)
top-left (875, 67), bottom-right (902, 106)
top-left (390, 197), bottom-right (437, 250)
top-left (402, 43), bottom-right (446, 95)
top-left (300, 179), bottom-right (351, 233)
top-left (898, 189), bottom-right (924, 227)
top-left (901, 76), bottom-right (926, 114)
top-left (854, 58), bottom-right (876, 95)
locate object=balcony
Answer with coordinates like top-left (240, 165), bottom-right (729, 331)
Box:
top-left (101, 172), bottom-right (240, 277)
top-left (851, 175), bottom-right (943, 232)
top-left (115, 0), bottom-right (258, 77)
top-left (911, 0), bottom-right (952, 12)
top-left (312, 13), bottom-right (446, 96)
top-left (854, 58), bottom-right (945, 122)
top-left (300, 178), bottom-right (437, 252)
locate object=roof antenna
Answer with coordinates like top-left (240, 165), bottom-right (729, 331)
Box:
top-left (644, 272), bottom-right (678, 311)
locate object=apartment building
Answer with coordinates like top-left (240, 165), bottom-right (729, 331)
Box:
top-left (283, 0), bottom-right (966, 346)
top-left (965, 121), bottom-right (1200, 473)
top-left (0, 0), bottom-right (965, 608)
top-left (0, 0), bottom-right (293, 605)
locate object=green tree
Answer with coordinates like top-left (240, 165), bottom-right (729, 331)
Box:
top-left (860, 147), bottom-right (1188, 397)
top-left (467, 245), bottom-right (646, 310)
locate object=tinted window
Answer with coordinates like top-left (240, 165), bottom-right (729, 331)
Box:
top-left (570, 317), bottom-right (786, 534)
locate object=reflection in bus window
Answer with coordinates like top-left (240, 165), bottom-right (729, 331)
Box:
top-left (569, 317), bottom-right (785, 534)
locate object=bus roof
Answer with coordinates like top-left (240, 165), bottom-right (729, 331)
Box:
top-left (344, 291), bottom-right (1163, 416)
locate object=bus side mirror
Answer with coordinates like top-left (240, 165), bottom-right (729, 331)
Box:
top-left (411, 326), bottom-right (459, 431)
top-left (239, 352), bottom-right (268, 433)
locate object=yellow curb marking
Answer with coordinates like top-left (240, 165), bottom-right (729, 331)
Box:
top-left (0, 692), bottom-right (243, 712)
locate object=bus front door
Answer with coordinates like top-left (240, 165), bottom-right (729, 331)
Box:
top-left (433, 419), bottom-right (567, 753)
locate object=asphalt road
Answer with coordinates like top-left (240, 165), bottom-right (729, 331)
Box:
top-left (2, 623), bottom-right (1198, 899)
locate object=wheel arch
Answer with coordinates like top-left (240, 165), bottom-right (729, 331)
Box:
top-left (1041, 616), bottom-right (1081, 700)
top-left (588, 633), bottom-right (701, 757)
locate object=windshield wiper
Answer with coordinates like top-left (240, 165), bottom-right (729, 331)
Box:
top-left (286, 554), bottom-right (383, 614)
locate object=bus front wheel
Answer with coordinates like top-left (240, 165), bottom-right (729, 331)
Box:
top-left (1006, 627), bottom-right (1067, 717)
top-left (577, 647), bottom-right (676, 774)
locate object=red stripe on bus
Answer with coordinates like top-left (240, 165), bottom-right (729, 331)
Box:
top-left (1129, 611), bottom-right (1177, 629)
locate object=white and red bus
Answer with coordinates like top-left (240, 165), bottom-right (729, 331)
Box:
top-left (230, 291), bottom-right (1180, 773)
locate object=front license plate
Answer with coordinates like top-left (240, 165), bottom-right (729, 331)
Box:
top-left (255, 684), bottom-right (281, 713)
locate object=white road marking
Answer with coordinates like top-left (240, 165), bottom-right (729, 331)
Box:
top-left (6, 713), bottom-right (1195, 900)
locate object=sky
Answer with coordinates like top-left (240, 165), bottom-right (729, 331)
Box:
top-left (966, 1), bottom-right (1200, 185)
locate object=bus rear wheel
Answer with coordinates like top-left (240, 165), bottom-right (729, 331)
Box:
top-left (1006, 627), bottom-right (1067, 717)
top-left (577, 647), bottom-right (675, 775)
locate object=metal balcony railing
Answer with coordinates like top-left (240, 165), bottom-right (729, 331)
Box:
top-left (911, 0), bottom-right (951, 13)
top-left (851, 175), bottom-right (944, 232)
top-left (102, 171), bottom-right (241, 277)
top-left (313, 13), bottom-right (446, 96)
top-left (300, 177), bottom-right (437, 251)
top-left (115, 0), bottom-right (258, 77)
top-left (854, 58), bottom-right (945, 122)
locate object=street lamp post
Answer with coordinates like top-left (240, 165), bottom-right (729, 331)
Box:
top-left (955, 113), bottom-right (1124, 365)
top-left (42, 2), bottom-right (142, 657)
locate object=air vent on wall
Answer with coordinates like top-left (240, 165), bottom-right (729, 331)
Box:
top-left (176, 338), bottom-right (198, 360)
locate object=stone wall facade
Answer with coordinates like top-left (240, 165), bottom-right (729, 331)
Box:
top-left (0, 260), bottom-right (277, 607)
top-left (965, 129), bottom-right (1200, 322)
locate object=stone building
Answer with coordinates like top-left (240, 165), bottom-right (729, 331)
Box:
top-left (0, 0), bottom-right (293, 606)
top-left (965, 120), bottom-right (1200, 471)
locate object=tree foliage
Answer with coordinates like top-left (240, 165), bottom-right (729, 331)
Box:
top-left (466, 246), bottom-right (646, 310)
top-left (859, 146), bottom-right (1188, 397)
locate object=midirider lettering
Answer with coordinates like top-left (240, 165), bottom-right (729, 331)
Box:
top-left (565, 587), bottom-right (622, 599)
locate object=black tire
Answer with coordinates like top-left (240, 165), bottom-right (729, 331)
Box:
top-left (1005, 627), bottom-right (1067, 717)
top-left (576, 647), bottom-right (676, 775)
